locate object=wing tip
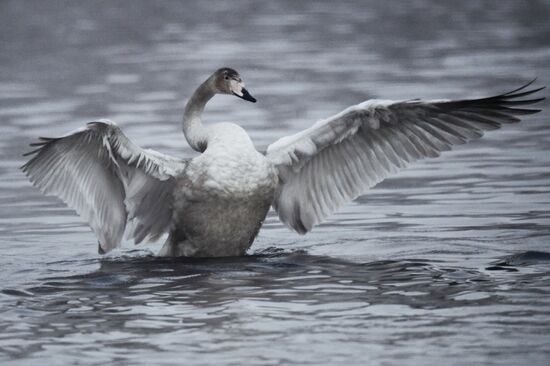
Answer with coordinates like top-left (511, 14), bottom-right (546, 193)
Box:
top-left (22, 136), bottom-right (58, 157)
top-left (503, 78), bottom-right (538, 95)
top-left (503, 85), bottom-right (545, 100)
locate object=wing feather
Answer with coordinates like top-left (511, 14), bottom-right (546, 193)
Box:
top-left (21, 120), bottom-right (188, 252)
top-left (266, 82), bottom-right (544, 233)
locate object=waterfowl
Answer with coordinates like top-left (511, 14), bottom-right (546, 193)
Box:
top-left (21, 68), bottom-right (544, 257)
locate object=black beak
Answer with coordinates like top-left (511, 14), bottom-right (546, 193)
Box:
top-left (234, 88), bottom-right (257, 103)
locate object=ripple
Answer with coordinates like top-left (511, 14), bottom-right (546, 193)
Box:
top-left (1, 0), bottom-right (550, 365)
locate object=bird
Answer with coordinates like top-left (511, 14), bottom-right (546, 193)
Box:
top-left (21, 68), bottom-right (544, 257)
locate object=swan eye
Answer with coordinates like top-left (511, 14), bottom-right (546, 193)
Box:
top-left (224, 76), bottom-right (229, 80)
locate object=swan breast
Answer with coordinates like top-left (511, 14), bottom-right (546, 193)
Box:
top-left (185, 122), bottom-right (278, 198)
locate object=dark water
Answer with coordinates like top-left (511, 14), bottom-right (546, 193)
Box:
top-left (1, 0), bottom-right (550, 365)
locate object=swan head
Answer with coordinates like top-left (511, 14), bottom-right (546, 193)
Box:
top-left (212, 67), bottom-right (257, 103)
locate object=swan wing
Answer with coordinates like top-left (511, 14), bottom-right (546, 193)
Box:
top-left (266, 81), bottom-right (544, 234)
top-left (21, 120), bottom-right (188, 252)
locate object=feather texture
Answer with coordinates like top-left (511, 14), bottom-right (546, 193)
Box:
top-left (266, 81), bottom-right (544, 234)
top-left (21, 120), bottom-right (188, 252)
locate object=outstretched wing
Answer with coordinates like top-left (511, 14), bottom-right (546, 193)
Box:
top-left (266, 81), bottom-right (544, 234)
top-left (21, 120), bottom-right (188, 253)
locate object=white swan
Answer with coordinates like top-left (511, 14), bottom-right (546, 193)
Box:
top-left (21, 68), bottom-right (544, 257)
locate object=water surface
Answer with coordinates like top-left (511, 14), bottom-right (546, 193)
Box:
top-left (1, 1), bottom-right (550, 365)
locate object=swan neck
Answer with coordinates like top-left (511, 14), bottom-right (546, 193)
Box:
top-left (182, 80), bottom-right (215, 152)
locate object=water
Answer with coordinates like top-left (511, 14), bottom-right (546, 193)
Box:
top-left (1, 0), bottom-right (550, 365)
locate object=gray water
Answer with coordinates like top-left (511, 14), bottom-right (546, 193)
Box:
top-left (1, 1), bottom-right (550, 365)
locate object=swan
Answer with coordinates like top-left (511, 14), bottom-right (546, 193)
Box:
top-left (21, 68), bottom-right (544, 257)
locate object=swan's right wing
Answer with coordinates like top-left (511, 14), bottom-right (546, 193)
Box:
top-left (266, 82), bottom-right (544, 234)
top-left (21, 120), bottom-right (188, 253)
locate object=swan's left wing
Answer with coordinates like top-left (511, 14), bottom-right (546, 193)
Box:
top-left (22, 120), bottom-right (188, 253)
top-left (265, 81), bottom-right (544, 234)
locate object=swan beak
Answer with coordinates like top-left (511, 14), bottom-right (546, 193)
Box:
top-left (235, 88), bottom-right (257, 103)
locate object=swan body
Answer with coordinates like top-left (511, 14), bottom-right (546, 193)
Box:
top-left (21, 68), bottom-right (544, 257)
top-left (164, 122), bottom-right (277, 257)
